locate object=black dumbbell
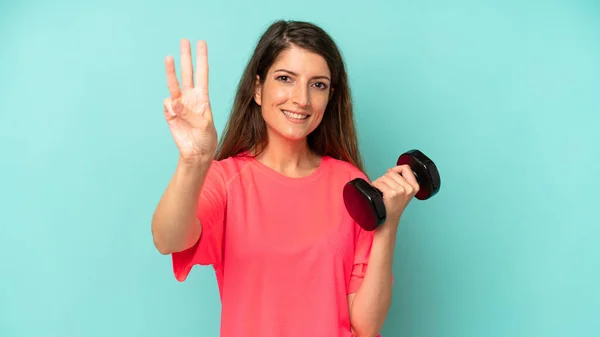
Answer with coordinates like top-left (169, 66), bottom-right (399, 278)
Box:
top-left (343, 149), bottom-right (441, 231)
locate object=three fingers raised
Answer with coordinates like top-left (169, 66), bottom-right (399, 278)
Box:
top-left (164, 39), bottom-right (209, 100)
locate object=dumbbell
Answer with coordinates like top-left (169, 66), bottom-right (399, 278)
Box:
top-left (343, 149), bottom-right (441, 231)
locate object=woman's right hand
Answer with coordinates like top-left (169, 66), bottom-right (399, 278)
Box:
top-left (163, 39), bottom-right (218, 165)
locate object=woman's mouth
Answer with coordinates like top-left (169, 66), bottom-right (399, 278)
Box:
top-left (282, 110), bottom-right (310, 121)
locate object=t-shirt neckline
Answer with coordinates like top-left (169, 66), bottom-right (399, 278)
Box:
top-left (245, 154), bottom-right (331, 185)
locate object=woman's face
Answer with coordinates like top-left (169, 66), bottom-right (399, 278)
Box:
top-left (254, 45), bottom-right (332, 143)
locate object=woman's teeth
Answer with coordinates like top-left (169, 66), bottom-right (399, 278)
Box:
top-left (282, 110), bottom-right (309, 119)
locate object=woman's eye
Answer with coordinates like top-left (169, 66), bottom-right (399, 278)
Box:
top-left (275, 76), bottom-right (327, 90)
top-left (314, 82), bottom-right (328, 89)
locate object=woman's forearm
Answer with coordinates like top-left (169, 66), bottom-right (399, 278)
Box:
top-left (349, 219), bottom-right (399, 337)
top-left (151, 157), bottom-right (211, 254)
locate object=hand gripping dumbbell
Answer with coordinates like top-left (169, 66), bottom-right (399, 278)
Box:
top-left (343, 149), bottom-right (441, 231)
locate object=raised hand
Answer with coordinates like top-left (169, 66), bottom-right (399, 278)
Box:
top-left (163, 39), bottom-right (218, 164)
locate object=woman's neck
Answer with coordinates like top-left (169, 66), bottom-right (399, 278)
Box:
top-left (253, 138), bottom-right (321, 178)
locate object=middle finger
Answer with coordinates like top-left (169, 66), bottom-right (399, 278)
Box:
top-left (384, 171), bottom-right (413, 194)
top-left (180, 39), bottom-right (194, 90)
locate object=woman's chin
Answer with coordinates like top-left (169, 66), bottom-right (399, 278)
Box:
top-left (268, 129), bottom-right (311, 143)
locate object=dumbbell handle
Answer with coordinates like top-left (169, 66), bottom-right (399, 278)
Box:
top-left (374, 169), bottom-right (421, 196)
top-left (343, 149), bottom-right (440, 231)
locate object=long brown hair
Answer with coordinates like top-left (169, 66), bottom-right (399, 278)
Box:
top-left (215, 20), bottom-right (365, 172)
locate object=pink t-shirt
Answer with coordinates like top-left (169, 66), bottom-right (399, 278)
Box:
top-left (172, 153), bottom-right (379, 337)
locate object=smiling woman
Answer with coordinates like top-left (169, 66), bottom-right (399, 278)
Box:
top-left (152, 20), bottom-right (412, 337)
top-left (254, 45), bottom-right (332, 150)
top-left (215, 20), bottom-right (364, 174)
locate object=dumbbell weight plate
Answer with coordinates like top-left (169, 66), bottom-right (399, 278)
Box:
top-left (343, 178), bottom-right (386, 231)
top-left (396, 149), bottom-right (441, 200)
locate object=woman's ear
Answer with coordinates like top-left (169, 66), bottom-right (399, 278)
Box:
top-left (254, 75), bottom-right (262, 106)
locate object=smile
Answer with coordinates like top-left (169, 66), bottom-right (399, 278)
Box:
top-left (282, 110), bottom-right (310, 120)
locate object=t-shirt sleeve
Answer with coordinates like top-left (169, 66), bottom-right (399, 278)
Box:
top-left (171, 160), bottom-right (227, 282)
top-left (346, 169), bottom-right (394, 294)
top-left (348, 224), bottom-right (375, 294)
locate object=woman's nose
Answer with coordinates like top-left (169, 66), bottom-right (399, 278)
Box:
top-left (291, 84), bottom-right (310, 107)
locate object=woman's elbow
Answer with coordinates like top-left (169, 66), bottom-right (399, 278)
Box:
top-left (352, 331), bottom-right (380, 337)
top-left (151, 219), bottom-right (202, 255)
top-left (351, 323), bottom-right (381, 337)
top-left (152, 228), bottom-right (175, 255)
top-left (153, 235), bottom-right (173, 255)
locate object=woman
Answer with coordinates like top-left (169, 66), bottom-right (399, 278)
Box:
top-left (151, 20), bottom-right (420, 337)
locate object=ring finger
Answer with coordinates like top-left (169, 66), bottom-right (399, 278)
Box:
top-left (165, 56), bottom-right (181, 99)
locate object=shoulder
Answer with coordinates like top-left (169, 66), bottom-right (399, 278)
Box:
top-left (207, 154), bottom-right (253, 184)
top-left (323, 156), bottom-right (370, 182)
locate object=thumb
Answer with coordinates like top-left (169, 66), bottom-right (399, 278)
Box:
top-left (172, 98), bottom-right (184, 115)
top-left (163, 98), bottom-right (176, 120)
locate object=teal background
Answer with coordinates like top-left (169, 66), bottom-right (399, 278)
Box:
top-left (1, 0), bottom-right (599, 336)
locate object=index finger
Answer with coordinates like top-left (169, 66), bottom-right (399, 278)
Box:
top-left (165, 56), bottom-right (181, 99)
top-left (195, 40), bottom-right (209, 96)
top-left (390, 165), bottom-right (420, 191)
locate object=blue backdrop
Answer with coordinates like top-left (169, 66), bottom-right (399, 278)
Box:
top-left (1, 0), bottom-right (599, 336)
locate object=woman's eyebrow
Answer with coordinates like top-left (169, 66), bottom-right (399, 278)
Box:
top-left (273, 68), bottom-right (331, 81)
